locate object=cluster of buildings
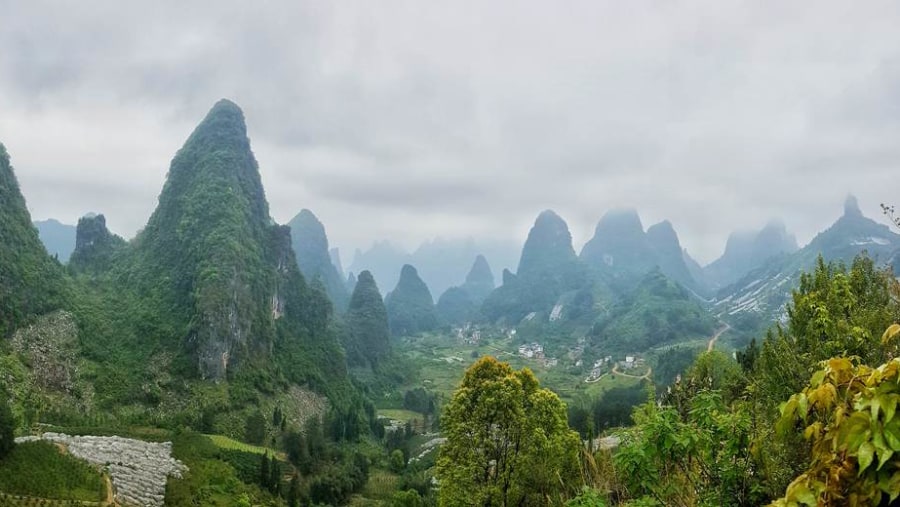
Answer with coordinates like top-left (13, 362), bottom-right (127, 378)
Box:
top-left (454, 324), bottom-right (483, 345)
top-left (518, 342), bottom-right (545, 359)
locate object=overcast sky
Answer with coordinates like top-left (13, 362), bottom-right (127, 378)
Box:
top-left (2, 1), bottom-right (899, 265)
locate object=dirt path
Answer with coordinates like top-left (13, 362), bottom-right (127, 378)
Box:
top-left (611, 364), bottom-right (653, 380)
top-left (586, 364), bottom-right (653, 383)
top-left (706, 323), bottom-right (732, 352)
top-left (102, 474), bottom-right (115, 506)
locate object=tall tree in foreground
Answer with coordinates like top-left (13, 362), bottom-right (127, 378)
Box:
top-left (750, 254), bottom-right (900, 496)
top-left (436, 356), bottom-right (582, 506)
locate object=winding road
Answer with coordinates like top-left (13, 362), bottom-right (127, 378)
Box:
top-left (706, 323), bottom-right (732, 352)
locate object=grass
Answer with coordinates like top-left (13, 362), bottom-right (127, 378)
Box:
top-left (359, 468), bottom-right (400, 501)
top-left (376, 409), bottom-right (422, 422)
top-left (203, 434), bottom-right (286, 460)
top-left (0, 441), bottom-right (105, 502)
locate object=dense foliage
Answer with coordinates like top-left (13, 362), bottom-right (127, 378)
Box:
top-left (0, 441), bottom-right (104, 501)
top-left (0, 143), bottom-right (67, 338)
top-left (589, 270), bottom-right (716, 354)
top-left (67, 214), bottom-right (126, 274)
top-left (436, 357), bottom-right (582, 506)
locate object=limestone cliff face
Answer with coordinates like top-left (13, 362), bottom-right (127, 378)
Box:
top-left (69, 214), bottom-right (126, 273)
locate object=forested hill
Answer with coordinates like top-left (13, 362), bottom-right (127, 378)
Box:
top-left (0, 143), bottom-right (68, 338)
top-left (0, 100), bottom-right (358, 427)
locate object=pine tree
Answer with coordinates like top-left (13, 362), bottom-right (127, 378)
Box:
top-left (269, 458), bottom-right (280, 495)
top-left (287, 473), bottom-right (301, 507)
top-left (0, 393), bottom-right (14, 459)
top-left (259, 453), bottom-right (270, 489)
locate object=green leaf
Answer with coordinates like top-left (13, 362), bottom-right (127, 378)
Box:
top-left (884, 421), bottom-right (900, 451)
top-left (810, 369), bottom-right (826, 387)
top-left (790, 481), bottom-right (817, 506)
top-left (877, 447), bottom-right (893, 470)
top-left (858, 441), bottom-right (875, 474)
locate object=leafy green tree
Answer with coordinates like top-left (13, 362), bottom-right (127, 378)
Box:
top-left (750, 254), bottom-right (900, 496)
top-left (436, 356), bottom-right (582, 506)
top-left (614, 389), bottom-right (759, 506)
top-left (390, 449), bottom-right (406, 473)
top-left (245, 410), bottom-right (267, 445)
top-left (772, 326), bottom-right (900, 505)
top-left (391, 489), bottom-right (427, 507)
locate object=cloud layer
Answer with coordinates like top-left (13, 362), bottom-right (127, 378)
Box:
top-left (2, 0), bottom-right (899, 264)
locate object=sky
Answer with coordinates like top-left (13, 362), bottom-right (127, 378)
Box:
top-left (2, 1), bottom-right (899, 265)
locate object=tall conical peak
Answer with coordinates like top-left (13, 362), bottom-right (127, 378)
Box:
top-left (149, 99), bottom-right (269, 232)
top-left (386, 264), bottom-right (437, 336)
top-left (462, 254), bottom-right (495, 302)
top-left (596, 208), bottom-right (645, 234)
top-left (517, 210), bottom-right (576, 277)
top-left (288, 208), bottom-right (348, 311)
top-left (758, 219), bottom-right (798, 252)
top-left (646, 220), bottom-right (678, 244)
top-left (844, 194), bottom-right (862, 217)
top-left (580, 208), bottom-right (653, 272)
top-left (399, 263), bottom-right (421, 281)
top-left (465, 255), bottom-right (494, 285)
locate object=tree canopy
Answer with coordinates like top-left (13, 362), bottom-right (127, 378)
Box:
top-left (436, 356), bottom-right (582, 506)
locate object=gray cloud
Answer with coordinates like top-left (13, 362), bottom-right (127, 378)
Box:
top-left (2, 0), bottom-right (900, 264)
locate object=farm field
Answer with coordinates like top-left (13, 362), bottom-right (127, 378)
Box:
top-left (0, 441), bottom-right (105, 503)
top-left (204, 434), bottom-right (286, 459)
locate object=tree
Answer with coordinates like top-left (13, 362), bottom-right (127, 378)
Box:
top-left (259, 453), bottom-right (270, 489)
top-left (436, 356), bottom-right (582, 506)
top-left (773, 326), bottom-right (900, 505)
top-left (749, 254), bottom-right (900, 497)
top-left (0, 394), bottom-right (14, 459)
top-left (287, 473), bottom-right (302, 507)
top-left (245, 411), bottom-right (267, 446)
top-left (269, 457), bottom-right (281, 495)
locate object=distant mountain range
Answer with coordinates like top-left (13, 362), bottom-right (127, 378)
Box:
top-left (347, 238), bottom-right (519, 301)
top-left (712, 196), bottom-right (900, 318)
top-left (33, 219), bottom-right (77, 262)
